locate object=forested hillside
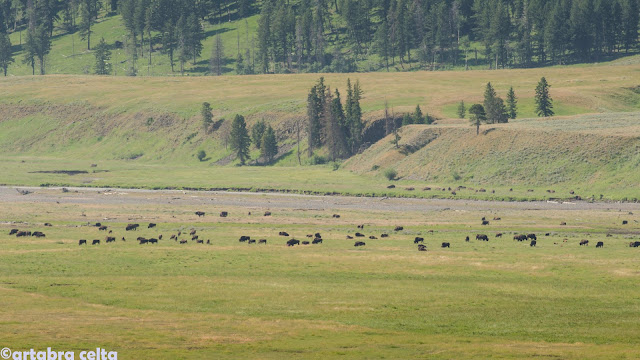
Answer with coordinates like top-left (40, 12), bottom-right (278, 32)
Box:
top-left (0, 0), bottom-right (638, 76)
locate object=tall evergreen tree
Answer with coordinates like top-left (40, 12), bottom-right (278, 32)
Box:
top-left (457, 100), bottom-right (466, 119)
top-left (251, 119), bottom-right (266, 149)
top-left (506, 86), bottom-right (517, 119)
top-left (230, 114), bottom-right (251, 165)
top-left (260, 124), bottom-right (278, 163)
top-left (0, 31), bottom-right (14, 76)
top-left (535, 77), bottom-right (554, 117)
top-left (201, 102), bottom-right (213, 132)
top-left (412, 105), bottom-right (424, 124)
top-left (326, 88), bottom-right (348, 161)
top-left (469, 103), bottom-right (486, 135)
top-left (307, 77), bottom-right (326, 156)
top-left (210, 33), bottom-right (224, 75)
top-left (483, 82), bottom-right (508, 123)
top-left (93, 37), bottom-right (111, 75)
top-left (79, 0), bottom-right (99, 50)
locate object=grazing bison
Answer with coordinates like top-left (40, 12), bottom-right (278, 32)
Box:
top-left (44, 223), bottom-right (52, 227)
top-left (190, 230), bottom-right (197, 236)
top-left (527, 234), bottom-right (537, 241)
top-left (418, 244), bottom-right (427, 251)
top-left (381, 233), bottom-right (389, 238)
top-left (354, 241), bottom-right (366, 247)
top-left (279, 231), bottom-right (289, 236)
top-left (99, 226), bottom-right (108, 231)
top-left (580, 240), bottom-right (589, 246)
top-left (32, 232), bottom-right (46, 238)
top-left (259, 239), bottom-right (267, 244)
top-left (369, 236), bottom-right (377, 239)
top-left (514, 235), bottom-right (527, 242)
top-left (357, 224), bottom-right (364, 229)
top-left (287, 239), bottom-right (300, 246)
top-left (158, 235), bottom-right (163, 240)
top-left (105, 237), bottom-right (116, 243)
top-left (137, 237), bottom-right (147, 241)
top-left (264, 211), bottom-right (271, 216)
top-left (16, 231), bottom-right (30, 237)
top-left (355, 232), bottom-right (365, 237)
top-left (629, 241), bottom-right (640, 248)
top-left (197, 239), bottom-right (204, 244)
top-left (622, 220), bottom-right (628, 225)
top-left (332, 214), bottom-right (341, 218)
top-left (465, 236), bottom-right (470, 242)
top-left (148, 223), bottom-right (156, 228)
top-left (545, 233), bottom-right (551, 236)
top-left (126, 224), bottom-right (139, 231)
top-left (560, 222), bottom-right (567, 226)
top-left (387, 185), bottom-right (395, 189)
top-left (9, 229), bottom-right (19, 235)
top-left (92, 240), bottom-right (100, 245)
top-left (239, 236), bottom-right (250, 242)
top-left (206, 240), bottom-right (211, 244)
top-left (314, 233), bottom-right (321, 238)
top-left (220, 211), bottom-right (228, 217)
top-left (121, 237), bottom-right (126, 242)
top-left (95, 223), bottom-right (102, 227)
top-left (306, 234), bottom-right (313, 238)
top-left (192, 235), bottom-right (199, 241)
top-left (346, 235), bottom-right (354, 239)
top-left (195, 211), bottom-right (205, 217)
top-left (78, 239), bottom-right (87, 245)
top-left (476, 234), bottom-right (489, 241)
top-left (414, 237), bottom-right (424, 244)
top-left (180, 240), bottom-right (188, 244)
top-left (312, 238), bottom-right (322, 244)
top-left (302, 241), bottom-right (310, 245)
top-left (170, 235), bottom-right (177, 240)
top-left (596, 241), bottom-right (604, 248)
top-left (530, 240), bottom-right (537, 247)
top-left (495, 233), bottom-right (503, 238)
top-left (441, 242), bottom-right (450, 248)
top-left (149, 238), bottom-right (158, 244)
top-left (394, 226), bottom-right (404, 231)
top-left (481, 220), bottom-right (490, 226)
top-left (493, 217), bottom-right (501, 221)
top-left (139, 239), bottom-right (148, 244)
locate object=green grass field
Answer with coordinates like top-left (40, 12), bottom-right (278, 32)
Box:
top-left (1, 189), bottom-right (639, 359)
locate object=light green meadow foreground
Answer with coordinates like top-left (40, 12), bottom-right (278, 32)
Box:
top-left (1, 187), bottom-right (639, 359)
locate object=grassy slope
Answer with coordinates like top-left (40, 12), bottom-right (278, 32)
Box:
top-left (0, 61), bottom-right (639, 199)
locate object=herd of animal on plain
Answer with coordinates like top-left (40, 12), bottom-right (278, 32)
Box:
top-left (7, 211), bottom-right (640, 250)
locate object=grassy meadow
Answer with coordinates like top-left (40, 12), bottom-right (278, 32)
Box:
top-left (1, 189), bottom-right (639, 359)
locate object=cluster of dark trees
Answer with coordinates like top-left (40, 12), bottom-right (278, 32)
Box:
top-left (307, 77), bottom-right (364, 161)
top-left (256, 0), bottom-right (640, 73)
top-left (1, 0), bottom-right (638, 76)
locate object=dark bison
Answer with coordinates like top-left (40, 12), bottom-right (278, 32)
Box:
top-left (312, 238), bottom-right (322, 244)
top-left (105, 237), bottom-right (116, 243)
top-left (197, 239), bottom-right (205, 244)
top-left (9, 229), bottom-right (19, 235)
top-left (139, 239), bottom-right (148, 244)
top-left (527, 234), bottom-right (537, 241)
top-left (441, 242), bottom-right (450, 248)
top-left (596, 241), bottom-right (604, 248)
top-left (481, 220), bottom-right (490, 226)
top-left (264, 211), bottom-right (271, 216)
top-left (149, 238), bottom-right (158, 244)
top-left (95, 223), bottom-right (102, 227)
top-left (32, 231), bottom-right (46, 238)
top-left (126, 224), bottom-right (139, 231)
top-left (287, 239), bottom-right (300, 246)
top-left (239, 236), bottom-right (250, 242)
top-left (259, 239), bottom-right (267, 244)
top-left (495, 233), bottom-right (503, 238)
top-left (158, 235), bottom-right (163, 240)
top-left (16, 231), bottom-right (31, 237)
top-left (180, 240), bottom-right (188, 244)
top-left (279, 231), bottom-right (290, 236)
top-left (476, 234), bottom-right (489, 241)
top-left (418, 244), bottom-right (427, 251)
top-left (545, 233), bottom-right (551, 236)
top-left (381, 233), bottom-right (389, 238)
top-left (192, 235), bottom-right (199, 241)
top-left (195, 211), bottom-right (205, 217)
top-left (78, 239), bottom-right (87, 245)
top-left (346, 235), bottom-right (354, 239)
top-left (314, 233), bottom-right (321, 238)
top-left (137, 237), bottom-right (147, 241)
top-left (560, 222), bottom-right (567, 226)
top-left (92, 239), bottom-right (100, 245)
top-left (465, 236), bottom-right (470, 242)
top-left (580, 240), bottom-right (589, 246)
top-left (394, 226), bottom-right (404, 231)
top-left (369, 236), bottom-right (377, 239)
top-left (357, 224), bottom-right (364, 229)
top-left (190, 230), bottom-right (197, 236)
top-left (354, 241), bottom-right (366, 247)
top-left (414, 237), bottom-right (424, 244)
top-left (220, 211), bottom-right (228, 217)
top-left (493, 217), bottom-right (501, 221)
top-left (514, 234), bottom-right (527, 242)
top-left (99, 225), bottom-right (108, 231)
top-left (302, 241), bottom-right (310, 245)
top-left (148, 223), bottom-right (156, 228)
top-left (44, 223), bottom-right (52, 227)
top-left (622, 220), bottom-right (628, 225)
top-left (332, 214), bottom-right (341, 218)
top-left (530, 240), bottom-right (537, 247)
top-left (355, 232), bottom-right (365, 237)
top-left (170, 235), bottom-right (177, 240)
top-left (629, 241), bottom-right (640, 248)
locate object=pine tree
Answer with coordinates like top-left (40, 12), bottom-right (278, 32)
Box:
top-left (93, 37), bottom-right (111, 75)
top-left (307, 77), bottom-right (326, 156)
top-left (210, 34), bottom-right (224, 75)
top-left (412, 105), bottom-right (424, 124)
top-left (457, 100), bottom-right (466, 119)
top-left (260, 124), bottom-right (278, 163)
top-left (251, 119), bottom-right (266, 149)
top-left (326, 88), bottom-right (348, 161)
top-left (0, 31), bottom-right (14, 76)
top-left (506, 87), bottom-right (517, 119)
top-left (79, 0), bottom-right (99, 50)
top-left (402, 113), bottom-right (412, 126)
top-left (230, 114), bottom-right (251, 165)
top-left (469, 104), bottom-right (486, 135)
top-left (349, 80), bottom-right (363, 154)
top-left (483, 82), bottom-right (508, 123)
top-left (201, 102), bottom-right (213, 133)
top-left (535, 77), bottom-right (554, 117)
